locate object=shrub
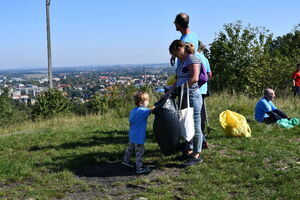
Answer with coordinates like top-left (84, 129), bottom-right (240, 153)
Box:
top-left (89, 85), bottom-right (160, 117)
top-left (32, 89), bottom-right (70, 119)
top-left (0, 88), bottom-right (30, 127)
top-left (69, 98), bottom-right (90, 116)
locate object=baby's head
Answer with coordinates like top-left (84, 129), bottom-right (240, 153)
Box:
top-left (134, 91), bottom-right (149, 107)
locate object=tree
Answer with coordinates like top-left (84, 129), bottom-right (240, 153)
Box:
top-left (209, 21), bottom-right (273, 96)
top-left (267, 24), bottom-right (300, 93)
top-left (209, 21), bottom-right (300, 96)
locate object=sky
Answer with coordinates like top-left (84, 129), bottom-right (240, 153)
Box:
top-left (0, 0), bottom-right (299, 70)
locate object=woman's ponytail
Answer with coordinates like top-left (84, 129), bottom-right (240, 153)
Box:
top-left (185, 42), bottom-right (195, 54)
top-left (169, 40), bottom-right (195, 55)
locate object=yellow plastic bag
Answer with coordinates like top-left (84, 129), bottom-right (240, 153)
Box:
top-left (166, 74), bottom-right (176, 86)
top-left (219, 110), bottom-right (251, 137)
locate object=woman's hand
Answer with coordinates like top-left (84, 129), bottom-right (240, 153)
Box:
top-left (165, 84), bottom-right (176, 96)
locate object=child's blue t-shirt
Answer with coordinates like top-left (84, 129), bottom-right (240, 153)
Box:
top-left (129, 107), bottom-right (151, 144)
top-left (255, 97), bottom-right (277, 122)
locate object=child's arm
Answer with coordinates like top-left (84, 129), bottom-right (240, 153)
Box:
top-left (150, 106), bottom-right (156, 113)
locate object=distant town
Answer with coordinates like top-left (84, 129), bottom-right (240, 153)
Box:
top-left (0, 63), bottom-right (173, 104)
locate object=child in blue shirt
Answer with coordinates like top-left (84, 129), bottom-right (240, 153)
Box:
top-left (122, 91), bottom-right (154, 174)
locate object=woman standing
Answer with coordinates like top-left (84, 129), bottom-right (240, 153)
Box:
top-left (168, 40), bottom-right (204, 166)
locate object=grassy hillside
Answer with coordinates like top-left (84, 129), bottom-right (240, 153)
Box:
top-left (0, 93), bottom-right (299, 199)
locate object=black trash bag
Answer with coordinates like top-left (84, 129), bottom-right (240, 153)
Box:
top-left (153, 93), bottom-right (181, 155)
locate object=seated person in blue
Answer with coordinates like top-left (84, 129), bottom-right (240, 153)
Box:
top-left (255, 88), bottom-right (289, 124)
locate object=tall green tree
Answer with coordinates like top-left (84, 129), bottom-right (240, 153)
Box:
top-left (209, 21), bottom-right (299, 96)
top-left (267, 24), bottom-right (300, 93)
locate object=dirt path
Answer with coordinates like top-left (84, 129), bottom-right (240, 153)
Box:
top-left (62, 162), bottom-right (181, 200)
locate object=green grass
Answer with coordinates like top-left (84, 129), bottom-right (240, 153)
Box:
top-left (0, 94), bottom-right (299, 199)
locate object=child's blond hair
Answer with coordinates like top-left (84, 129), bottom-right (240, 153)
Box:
top-left (134, 91), bottom-right (149, 106)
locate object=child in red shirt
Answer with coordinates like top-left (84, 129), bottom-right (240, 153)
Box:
top-left (292, 63), bottom-right (300, 97)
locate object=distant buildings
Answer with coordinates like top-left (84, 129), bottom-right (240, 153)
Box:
top-left (11, 84), bottom-right (45, 103)
top-left (0, 64), bottom-right (172, 103)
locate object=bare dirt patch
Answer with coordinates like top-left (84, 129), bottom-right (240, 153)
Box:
top-left (61, 162), bottom-right (182, 200)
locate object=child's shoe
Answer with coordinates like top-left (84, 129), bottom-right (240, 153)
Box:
top-left (136, 166), bottom-right (151, 174)
top-left (183, 157), bottom-right (203, 167)
top-left (122, 161), bottom-right (135, 168)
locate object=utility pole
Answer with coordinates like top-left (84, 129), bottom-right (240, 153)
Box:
top-left (46, 0), bottom-right (53, 88)
top-left (143, 66), bottom-right (146, 84)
